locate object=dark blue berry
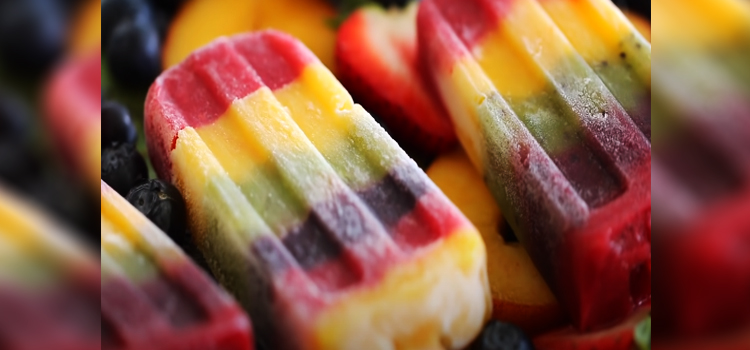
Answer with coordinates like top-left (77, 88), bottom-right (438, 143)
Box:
top-left (102, 0), bottom-right (151, 48)
top-left (126, 179), bottom-right (187, 243)
top-left (102, 100), bottom-right (137, 148)
top-left (470, 321), bottom-right (534, 350)
top-left (105, 16), bottom-right (163, 88)
top-left (101, 143), bottom-right (148, 196)
top-left (0, 0), bottom-right (66, 73)
top-left (0, 91), bottom-right (31, 142)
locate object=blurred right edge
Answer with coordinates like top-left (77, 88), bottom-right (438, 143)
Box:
top-left (651, 0), bottom-right (750, 348)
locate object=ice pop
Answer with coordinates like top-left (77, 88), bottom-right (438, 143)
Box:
top-left (145, 31), bottom-right (490, 349)
top-left (44, 50), bottom-right (101, 192)
top-left (101, 180), bottom-right (253, 350)
top-left (0, 184), bottom-right (100, 350)
top-left (418, 0), bottom-right (651, 330)
top-left (652, 0), bottom-right (750, 339)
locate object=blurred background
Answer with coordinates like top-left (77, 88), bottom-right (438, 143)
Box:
top-left (0, 0), bottom-right (99, 241)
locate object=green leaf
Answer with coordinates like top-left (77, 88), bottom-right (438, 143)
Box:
top-left (326, 0), bottom-right (419, 29)
top-left (634, 316), bottom-right (651, 350)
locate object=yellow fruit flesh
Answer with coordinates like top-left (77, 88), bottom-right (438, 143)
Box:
top-left (69, 0), bottom-right (101, 55)
top-left (163, 0), bottom-right (336, 70)
top-left (427, 150), bottom-right (562, 333)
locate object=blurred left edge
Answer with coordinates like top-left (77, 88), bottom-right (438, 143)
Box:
top-left (0, 181), bottom-right (100, 350)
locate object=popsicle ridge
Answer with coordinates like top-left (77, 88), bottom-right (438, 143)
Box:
top-left (419, 0), bottom-right (651, 330)
top-left (146, 30), bottom-right (490, 349)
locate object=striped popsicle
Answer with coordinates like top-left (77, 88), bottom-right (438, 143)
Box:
top-left (652, 0), bottom-right (750, 338)
top-left (101, 180), bottom-right (253, 350)
top-left (418, 0), bottom-right (651, 330)
top-left (0, 185), bottom-right (100, 350)
top-left (145, 31), bottom-right (490, 350)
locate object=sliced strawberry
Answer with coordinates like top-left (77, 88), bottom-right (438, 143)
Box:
top-left (534, 307), bottom-right (651, 350)
top-left (336, 3), bottom-right (456, 156)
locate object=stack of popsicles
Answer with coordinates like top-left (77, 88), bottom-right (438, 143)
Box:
top-left (652, 0), bottom-right (750, 339)
top-left (145, 31), bottom-right (491, 349)
top-left (418, 0), bottom-right (652, 330)
top-left (101, 180), bottom-right (253, 350)
top-left (0, 184), bottom-right (100, 350)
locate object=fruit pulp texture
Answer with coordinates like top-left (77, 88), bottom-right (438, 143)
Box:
top-left (146, 31), bottom-right (489, 349)
top-left (418, 0), bottom-right (651, 330)
top-left (101, 181), bottom-right (253, 350)
top-left (44, 50), bottom-right (101, 191)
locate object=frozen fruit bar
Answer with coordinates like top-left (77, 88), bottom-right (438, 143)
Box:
top-left (0, 184), bottom-right (100, 350)
top-left (418, 0), bottom-right (651, 330)
top-left (44, 50), bottom-right (101, 192)
top-left (652, 0), bottom-right (750, 338)
top-left (101, 180), bottom-right (253, 350)
top-left (145, 31), bottom-right (490, 350)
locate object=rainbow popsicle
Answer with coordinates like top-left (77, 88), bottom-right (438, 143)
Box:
top-left (101, 181), bottom-right (253, 350)
top-left (44, 50), bottom-right (101, 192)
top-left (418, 0), bottom-right (651, 330)
top-left (145, 31), bottom-right (490, 349)
top-left (0, 184), bottom-right (100, 350)
top-left (652, 0), bottom-right (750, 338)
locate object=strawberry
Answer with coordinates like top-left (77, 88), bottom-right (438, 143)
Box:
top-left (336, 3), bottom-right (456, 157)
top-left (533, 307), bottom-right (651, 350)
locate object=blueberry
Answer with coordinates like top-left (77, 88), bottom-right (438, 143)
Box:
top-left (0, 91), bottom-right (31, 142)
top-left (105, 16), bottom-right (163, 88)
top-left (470, 321), bottom-right (534, 350)
top-left (102, 100), bottom-right (137, 148)
top-left (0, 0), bottom-right (66, 73)
top-left (102, 0), bottom-right (151, 48)
top-left (101, 143), bottom-right (148, 196)
top-left (126, 179), bottom-right (187, 243)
